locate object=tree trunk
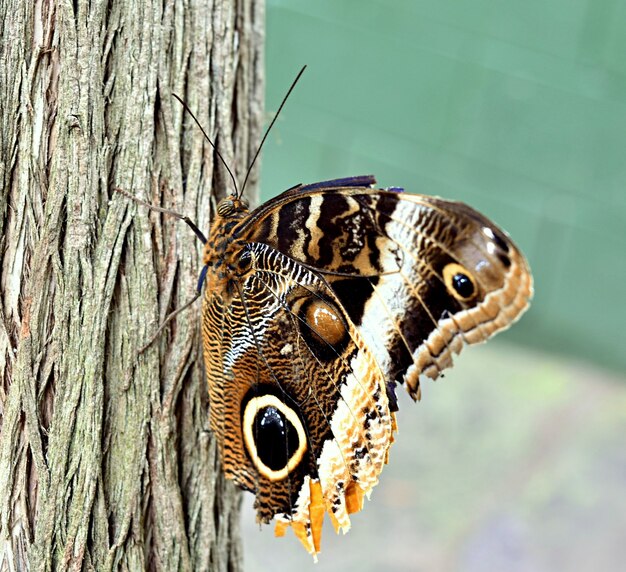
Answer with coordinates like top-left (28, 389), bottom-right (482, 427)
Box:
top-left (0, 0), bottom-right (264, 570)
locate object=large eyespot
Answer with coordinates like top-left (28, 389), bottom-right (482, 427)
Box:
top-left (443, 262), bottom-right (478, 301)
top-left (242, 394), bottom-right (307, 481)
top-left (291, 297), bottom-right (349, 361)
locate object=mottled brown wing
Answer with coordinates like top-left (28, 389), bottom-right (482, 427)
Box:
top-left (241, 182), bottom-right (533, 402)
top-left (201, 241), bottom-right (394, 556)
top-left (201, 178), bottom-right (532, 557)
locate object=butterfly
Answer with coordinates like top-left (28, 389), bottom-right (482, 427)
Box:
top-left (198, 174), bottom-right (532, 557)
top-left (124, 68), bottom-right (532, 558)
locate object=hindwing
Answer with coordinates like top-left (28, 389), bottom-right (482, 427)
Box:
top-left (202, 241), bottom-right (393, 553)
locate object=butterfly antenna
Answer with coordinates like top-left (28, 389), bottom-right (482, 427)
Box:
top-left (115, 188), bottom-right (207, 244)
top-left (240, 65), bottom-right (307, 198)
top-left (172, 93), bottom-right (240, 197)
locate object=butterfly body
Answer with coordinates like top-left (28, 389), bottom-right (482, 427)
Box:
top-left (200, 176), bottom-right (532, 556)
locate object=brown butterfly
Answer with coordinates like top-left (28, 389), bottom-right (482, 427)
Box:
top-left (122, 69), bottom-right (532, 558)
top-left (198, 175), bottom-right (532, 556)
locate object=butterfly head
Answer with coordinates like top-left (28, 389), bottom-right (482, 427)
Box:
top-left (201, 195), bottom-right (257, 299)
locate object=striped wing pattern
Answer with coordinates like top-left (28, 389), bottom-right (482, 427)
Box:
top-left (200, 177), bottom-right (532, 557)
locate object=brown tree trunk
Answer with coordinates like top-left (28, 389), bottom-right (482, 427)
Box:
top-left (0, 0), bottom-right (264, 569)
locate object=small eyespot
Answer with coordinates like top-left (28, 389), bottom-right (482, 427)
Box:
top-left (443, 262), bottom-right (478, 301)
top-left (291, 297), bottom-right (349, 361)
top-left (304, 300), bottom-right (345, 346)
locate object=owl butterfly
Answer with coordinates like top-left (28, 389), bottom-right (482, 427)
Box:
top-left (201, 177), bottom-right (532, 558)
top-left (130, 71), bottom-right (532, 559)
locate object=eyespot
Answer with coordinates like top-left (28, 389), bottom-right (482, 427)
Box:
top-left (242, 394), bottom-right (307, 481)
top-left (303, 300), bottom-right (345, 346)
top-left (442, 262), bottom-right (478, 301)
top-left (291, 297), bottom-right (348, 361)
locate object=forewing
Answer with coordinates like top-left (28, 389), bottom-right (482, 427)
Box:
top-left (243, 185), bottom-right (533, 400)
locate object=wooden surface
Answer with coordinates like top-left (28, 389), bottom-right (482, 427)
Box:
top-left (0, 0), bottom-right (264, 569)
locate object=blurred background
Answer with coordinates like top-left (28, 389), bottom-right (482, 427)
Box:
top-left (242, 1), bottom-right (626, 570)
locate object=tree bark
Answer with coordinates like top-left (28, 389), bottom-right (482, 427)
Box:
top-left (0, 0), bottom-right (264, 570)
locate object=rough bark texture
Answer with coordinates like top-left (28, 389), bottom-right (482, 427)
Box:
top-left (0, 0), bottom-right (264, 570)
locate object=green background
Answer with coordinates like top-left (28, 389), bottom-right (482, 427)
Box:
top-left (246, 2), bottom-right (626, 570)
top-left (260, 0), bottom-right (626, 374)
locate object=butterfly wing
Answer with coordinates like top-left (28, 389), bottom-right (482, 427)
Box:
top-left (202, 240), bottom-right (394, 555)
top-left (241, 179), bottom-right (532, 400)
